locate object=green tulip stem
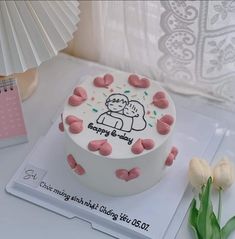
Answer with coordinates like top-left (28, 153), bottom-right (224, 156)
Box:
top-left (218, 187), bottom-right (222, 224)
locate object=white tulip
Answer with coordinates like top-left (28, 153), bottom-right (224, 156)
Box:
top-left (213, 157), bottom-right (235, 190)
top-left (188, 157), bottom-right (212, 189)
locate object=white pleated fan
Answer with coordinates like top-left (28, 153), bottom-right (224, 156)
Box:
top-left (0, 0), bottom-right (80, 76)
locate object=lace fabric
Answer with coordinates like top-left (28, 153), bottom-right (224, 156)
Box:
top-left (91, 1), bottom-right (235, 111)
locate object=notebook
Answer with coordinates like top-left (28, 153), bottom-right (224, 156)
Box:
top-left (0, 78), bottom-right (27, 149)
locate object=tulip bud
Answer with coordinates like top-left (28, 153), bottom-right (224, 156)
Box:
top-left (213, 157), bottom-right (235, 190)
top-left (188, 157), bottom-right (212, 189)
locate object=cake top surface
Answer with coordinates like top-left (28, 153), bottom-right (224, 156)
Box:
top-left (63, 71), bottom-right (176, 159)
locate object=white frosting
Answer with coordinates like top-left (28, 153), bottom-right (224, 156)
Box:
top-left (63, 71), bottom-right (176, 196)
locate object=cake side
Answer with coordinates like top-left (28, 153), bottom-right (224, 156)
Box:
top-left (64, 128), bottom-right (173, 196)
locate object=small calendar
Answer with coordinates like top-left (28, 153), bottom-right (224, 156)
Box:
top-left (0, 78), bottom-right (27, 149)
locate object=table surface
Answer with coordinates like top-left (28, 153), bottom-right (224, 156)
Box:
top-left (1, 53), bottom-right (235, 239)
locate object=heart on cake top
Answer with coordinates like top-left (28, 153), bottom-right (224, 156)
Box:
top-left (152, 91), bottom-right (169, 109)
top-left (65, 115), bottom-right (83, 134)
top-left (131, 138), bottom-right (155, 154)
top-left (68, 86), bottom-right (87, 106)
top-left (156, 114), bottom-right (174, 135)
top-left (93, 74), bottom-right (114, 88)
top-left (88, 139), bottom-right (112, 156)
top-left (128, 74), bottom-right (150, 88)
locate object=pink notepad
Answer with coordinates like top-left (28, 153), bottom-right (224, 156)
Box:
top-left (0, 78), bottom-right (27, 148)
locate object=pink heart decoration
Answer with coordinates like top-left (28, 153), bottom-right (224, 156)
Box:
top-left (58, 122), bottom-right (64, 132)
top-left (128, 74), bottom-right (150, 88)
top-left (104, 74), bottom-right (114, 84)
top-left (116, 167), bottom-right (141, 182)
top-left (165, 146), bottom-right (179, 166)
top-left (156, 114), bottom-right (174, 135)
top-left (171, 146), bottom-right (178, 157)
top-left (67, 154), bottom-right (77, 169)
top-left (67, 154), bottom-right (86, 175)
top-left (65, 115), bottom-right (83, 134)
top-left (88, 139), bottom-right (107, 151)
top-left (65, 115), bottom-right (82, 125)
top-left (99, 142), bottom-right (113, 156)
top-left (128, 168), bottom-right (141, 181)
top-left (69, 121), bottom-right (83, 134)
top-left (68, 94), bottom-right (84, 106)
top-left (131, 138), bottom-right (155, 154)
top-left (131, 139), bottom-right (144, 154)
top-left (88, 139), bottom-right (112, 156)
top-left (165, 153), bottom-right (175, 166)
top-left (153, 91), bottom-right (166, 100)
top-left (156, 119), bottom-right (171, 135)
top-left (152, 91), bottom-right (169, 109)
top-left (59, 113), bottom-right (64, 132)
top-left (153, 98), bottom-right (169, 109)
top-left (141, 139), bottom-right (155, 150)
top-left (68, 86), bottom-right (87, 106)
top-left (74, 164), bottom-right (86, 175)
top-left (73, 86), bottom-right (87, 100)
top-left (159, 114), bottom-right (174, 126)
top-left (116, 169), bottom-right (129, 181)
top-left (93, 74), bottom-right (114, 88)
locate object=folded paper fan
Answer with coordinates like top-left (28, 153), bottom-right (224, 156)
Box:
top-left (0, 1), bottom-right (80, 76)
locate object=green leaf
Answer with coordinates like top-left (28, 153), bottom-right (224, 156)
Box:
top-left (189, 198), bottom-right (200, 239)
top-left (221, 216), bottom-right (235, 239)
top-left (197, 177), bottom-right (214, 239)
top-left (199, 185), bottom-right (205, 201)
top-left (211, 211), bottom-right (221, 239)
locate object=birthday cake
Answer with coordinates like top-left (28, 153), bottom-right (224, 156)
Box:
top-left (59, 71), bottom-right (178, 196)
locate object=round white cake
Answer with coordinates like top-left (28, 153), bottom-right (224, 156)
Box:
top-left (60, 71), bottom-right (178, 196)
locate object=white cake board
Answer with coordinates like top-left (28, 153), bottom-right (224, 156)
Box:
top-left (6, 107), bottom-right (226, 239)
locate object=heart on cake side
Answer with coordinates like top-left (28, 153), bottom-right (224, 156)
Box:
top-left (165, 146), bottom-right (179, 166)
top-left (67, 154), bottom-right (86, 175)
top-left (116, 167), bottom-right (141, 182)
top-left (58, 113), bottom-right (64, 132)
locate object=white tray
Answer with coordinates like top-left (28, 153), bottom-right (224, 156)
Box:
top-left (6, 107), bottom-right (226, 239)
